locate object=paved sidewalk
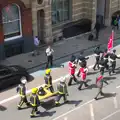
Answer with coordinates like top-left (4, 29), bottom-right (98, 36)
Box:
top-left (0, 27), bottom-right (120, 72)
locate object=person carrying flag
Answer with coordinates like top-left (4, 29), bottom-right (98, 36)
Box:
top-left (94, 75), bottom-right (107, 100)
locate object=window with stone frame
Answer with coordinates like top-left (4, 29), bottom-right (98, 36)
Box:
top-left (2, 4), bottom-right (22, 41)
top-left (51, 0), bottom-right (70, 25)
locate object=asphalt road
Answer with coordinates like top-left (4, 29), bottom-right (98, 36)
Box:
top-left (1, 46), bottom-right (120, 120)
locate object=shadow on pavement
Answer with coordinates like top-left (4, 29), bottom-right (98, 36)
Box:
top-left (0, 105), bottom-right (7, 111)
top-left (97, 93), bottom-right (116, 100)
top-left (30, 111), bottom-right (56, 118)
top-left (88, 84), bottom-right (97, 89)
top-left (103, 76), bottom-right (116, 81)
top-left (87, 71), bottom-right (99, 75)
top-left (40, 110), bottom-right (56, 117)
top-left (66, 100), bottom-right (82, 107)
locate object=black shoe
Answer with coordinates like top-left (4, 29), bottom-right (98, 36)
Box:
top-left (93, 67), bottom-right (96, 71)
top-left (78, 88), bottom-right (82, 90)
top-left (64, 100), bottom-right (69, 103)
top-left (17, 107), bottom-right (22, 110)
top-left (36, 111), bottom-right (40, 114)
top-left (85, 84), bottom-right (89, 87)
top-left (94, 97), bottom-right (98, 100)
top-left (68, 84), bottom-right (72, 86)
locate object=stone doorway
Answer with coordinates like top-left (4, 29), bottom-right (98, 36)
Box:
top-left (96, 0), bottom-right (108, 27)
top-left (37, 9), bottom-right (45, 43)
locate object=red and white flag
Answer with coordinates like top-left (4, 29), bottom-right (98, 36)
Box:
top-left (107, 30), bottom-right (114, 51)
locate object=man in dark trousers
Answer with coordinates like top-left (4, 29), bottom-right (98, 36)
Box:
top-left (55, 77), bottom-right (69, 105)
top-left (109, 49), bottom-right (120, 75)
top-left (30, 88), bottom-right (40, 117)
top-left (46, 46), bottom-right (54, 68)
top-left (101, 49), bottom-right (110, 70)
top-left (44, 69), bottom-right (54, 93)
top-left (78, 67), bottom-right (89, 90)
top-left (68, 55), bottom-right (78, 86)
top-left (93, 46), bottom-right (103, 70)
top-left (99, 58), bottom-right (108, 85)
top-left (77, 51), bottom-right (89, 68)
top-left (16, 79), bottom-right (30, 110)
top-left (94, 75), bottom-right (105, 100)
top-left (94, 21), bottom-right (100, 40)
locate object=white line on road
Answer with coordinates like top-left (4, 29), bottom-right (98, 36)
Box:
top-left (113, 96), bottom-right (118, 109)
top-left (90, 104), bottom-right (95, 120)
top-left (101, 109), bottom-right (120, 120)
top-left (52, 99), bottom-right (94, 120)
top-left (116, 85), bottom-right (120, 89)
top-left (64, 117), bottom-right (68, 120)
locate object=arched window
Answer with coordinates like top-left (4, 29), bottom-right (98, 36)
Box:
top-left (2, 4), bottom-right (22, 41)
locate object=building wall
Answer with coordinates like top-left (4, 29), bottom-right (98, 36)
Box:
top-left (0, 0), bottom-right (33, 60)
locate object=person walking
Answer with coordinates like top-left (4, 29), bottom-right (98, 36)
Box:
top-left (46, 46), bottom-right (54, 68)
top-left (16, 79), bottom-right (30, 110)
top-left (78, 67), bottom-right (89, 90)
top-left (44, 69), bottom-right (54, 92)
top-left (93, 46), bottom-right (103, 70)
top-left (30, 88), bottom-right (40, 118)
top-left (68, 55), bottom-right (78, 86)
top-left (55, 77), bottom-right (69, 105)
top-left (109, 49), bottom-right (120, 75)
top-left (32, 36), bottom-right (40, 56)
top-left (94, 21), bottom-right (100, 40)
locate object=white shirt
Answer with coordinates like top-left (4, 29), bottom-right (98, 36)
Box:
top-left (34, 37), bottom-right (39, 46)
top-left (46, 47), bottom-right (54, 56)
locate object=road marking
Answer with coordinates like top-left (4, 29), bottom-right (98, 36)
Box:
top-left (52, 99), bottom-right (94, 120)
top-left (90, 104), bottom-right (95, 120)
top-left (101, 109), bottom-right (120, 120)
top-left (0, 51), bottom-right (120, 104)
top-left (116, 85), bottom-right (120, 89)
top-left (64, 117), bottom-right (68, 120)
top-left (113, 96), bottom-right (118, 109)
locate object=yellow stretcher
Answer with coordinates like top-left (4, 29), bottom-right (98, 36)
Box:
top-left (38, 86), bottom-right (58, 101)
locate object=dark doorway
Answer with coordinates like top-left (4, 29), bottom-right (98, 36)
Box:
top-left (96, 0), bottom-right (106, 27)
top-left (37, 9), bottom-right (45, 43)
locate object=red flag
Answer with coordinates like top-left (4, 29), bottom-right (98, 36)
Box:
top-left (107, 30), bottom-right (114, 51)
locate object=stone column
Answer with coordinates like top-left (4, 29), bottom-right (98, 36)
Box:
top-left (31, 0), bottom-right (38, 37)
top-left (44, 0), bottom-right (52, 44)
top-left (91, 0), bottom-right (96, 29)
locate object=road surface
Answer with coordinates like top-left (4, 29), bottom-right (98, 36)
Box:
top-left (1, 45), bottom-right (120, 120)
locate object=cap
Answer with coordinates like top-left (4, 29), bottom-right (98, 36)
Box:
top-left (113, 49), bottom-right (116, 53)
top-left (21, 79), bottom-right (27, 84)
top-left (45, 69), bottom-right (51, 74)
top-left (60, 77), bottom-right (66, 83)
top-left (32, 88), bottom-right (38, 94)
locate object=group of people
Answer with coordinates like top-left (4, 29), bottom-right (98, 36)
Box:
top-left (16, 45), bottom-right (120, 118)
top-left (16, 68), bottom-right (68, 118)
top-left (68, 46), bottom-right (120, 100)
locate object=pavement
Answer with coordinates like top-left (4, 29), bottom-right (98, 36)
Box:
top-left (1, 27), bottom-right (120, 73)
top-left (1, 44), bottom-right (120, 120)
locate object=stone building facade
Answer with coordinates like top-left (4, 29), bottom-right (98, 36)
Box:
top-left (0, 0), bottom-right (120, 60)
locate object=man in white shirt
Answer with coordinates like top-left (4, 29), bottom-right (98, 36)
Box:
top-left (32, 36), bottom-right (40, 56)
top-left (46, 46), bottom-right (54, 68)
